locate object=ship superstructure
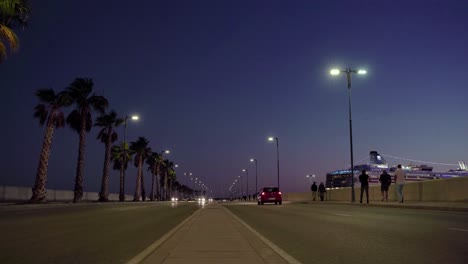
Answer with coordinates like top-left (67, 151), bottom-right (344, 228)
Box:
top-left (326, 151), bottom-right (468, 188)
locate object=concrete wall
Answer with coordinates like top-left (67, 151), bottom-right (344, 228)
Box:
top-left (0, 185), bottom-right (133, 202)
top-left (283, 177), bottom-right (468, 202)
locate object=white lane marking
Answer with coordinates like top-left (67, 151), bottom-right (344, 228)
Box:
top-left (448, 228), bottom-right (468, 232)
top-left (333, 213), bottom-right (352, 217)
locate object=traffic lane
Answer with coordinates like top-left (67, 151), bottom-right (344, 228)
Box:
top-left (0, 202), bottom-right (200, 264)
top-left (225, 203), bottom-right (468, 264)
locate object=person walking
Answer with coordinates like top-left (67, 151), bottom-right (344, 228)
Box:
top-left (394, 164), bottom-right (406, 203)
top-left (318, 182), bottom-right (326, 201)
top-left (359, 170), bottom-right (370, 204)
top-left (311, 181), bottom-right (318, 201)
top-left (379, 170), bottom-right (392, 202)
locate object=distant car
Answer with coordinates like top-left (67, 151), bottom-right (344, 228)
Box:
top-left (257, 187), bottom-right (282, 205)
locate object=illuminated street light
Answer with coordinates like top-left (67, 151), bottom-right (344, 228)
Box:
top-left (250, 158), bottom-right (258, 196)
top-left (267, 136), bottom-right (280, 188)
top-left (330, 67), bottom-right (367, 203)
top-left (242, 169), bottom-right (249, 200)
top-left (121, 114), bottom-right (139, 202)
top-left (306, 174), bottom-right (316, 184)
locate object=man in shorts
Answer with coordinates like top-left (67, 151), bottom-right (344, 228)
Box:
top-left (379, 170), bottom-right (391, 202)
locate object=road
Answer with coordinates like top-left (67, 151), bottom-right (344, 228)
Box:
top-left (224, 202), bottom-right (468, 264)
top-left (0, 202), bottom-right (199, 264)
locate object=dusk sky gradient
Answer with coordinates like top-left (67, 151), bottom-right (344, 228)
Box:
top-left (1, 0), bottom-right (468, 197)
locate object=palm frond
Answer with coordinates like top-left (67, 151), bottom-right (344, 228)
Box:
top-left (89, 95), bottom-right (108, 114)
top-left (66, 109), bottom-right (81, 132)
top-left (33, 104), bottom-right (48, 125)
top-left (0, 24), bottom-right (19, 51)
top-left (0, 41), bottom-right (7, 63)
top-left (67, 78), bottom-right (94, 103)
top-left (35, 89), bottom-right (56, 103)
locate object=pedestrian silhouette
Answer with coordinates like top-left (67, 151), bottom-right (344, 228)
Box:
top-left (359, 170), bottom-right (370, 204)
top-left (318, 182), bottom-right (326, 201)
top-left (379, 170), bottom-right (392, 202)
top-left (311, 182), bottom-right (318, 201)
top-left (394, 164), bottom-right (406, 203)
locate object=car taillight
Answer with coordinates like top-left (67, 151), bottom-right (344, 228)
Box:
top-left (261, 192), bottom-right (265, 195)
top-left (278, 192), bottom-right (282, 195)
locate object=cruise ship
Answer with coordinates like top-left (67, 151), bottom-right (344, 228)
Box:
top-left (326, 151), bottom-right (468, 188)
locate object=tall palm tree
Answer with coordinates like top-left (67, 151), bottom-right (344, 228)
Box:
top-left (0, 0), bottom-right (29, 63)
top-left (30, 88), bottom-right (72, 203)
top-left (161, 160), bottom-right (174, 200)
top-left (130, 137), bottom-right (151, 201)
top-left (146, 152), bottom-right (164, 201)
top-left (168, 169), bottom-right (176, 199)
top-left (111, 142), bottom-right (134, 202)
top-left (95, 110), bottom-right (124, 202)
top-left (66, 78), bottom-right (108, 203)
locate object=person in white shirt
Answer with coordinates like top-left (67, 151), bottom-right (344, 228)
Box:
top-left (394, 164), bottom-right (406, 203)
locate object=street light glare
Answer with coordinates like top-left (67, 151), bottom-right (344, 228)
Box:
top-left (357, 69), bottom-right (367, 75)
top-left (250, 158), bottom-right (254, 162)
top-left (330, 69), bottom-right (340, 75)
top-left (268, 137), bottom-right (274, 141)
top-left (242, 169), bottom-right (246, 172)
top-left (131, 115), bottom-right (139, 120)
top-left (164, 150), bottom-right (170, 154)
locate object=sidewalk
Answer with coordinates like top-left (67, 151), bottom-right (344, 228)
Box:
top-left (296, 200), bottom-right (468, 212)
top-left (133, 203), bottom-right (289, 264)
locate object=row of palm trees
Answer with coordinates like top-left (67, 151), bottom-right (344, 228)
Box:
top-left (30, 77), bottom-right (192, 203)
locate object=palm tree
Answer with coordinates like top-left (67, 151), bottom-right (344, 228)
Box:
top-left (168, 169), bottom-right (176, 199)
top-left (146, 152), bottom-right (164, 201)
top-left (111, 142), bottom-right (134, 201)
top-left (130, 137), bottom-right (151, 201)
top-left (161, 160), bottom-right (175, 200)
top-left (0, 0), bottom-right (29, 63)
top-left (95, 110), bottom-right (124, 202)
top-left (30, 88), bottom-right (72, 203)
top-left (66, 78), bottom-right (108, 203)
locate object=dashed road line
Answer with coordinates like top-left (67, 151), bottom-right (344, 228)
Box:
top-left (333, 213), bottom-right (352, 217)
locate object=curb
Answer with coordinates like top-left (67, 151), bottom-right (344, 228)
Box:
top-left (222, 205), bottom-right (302, 264)
top-left (291, 201), bottom-right (468, 212)
top-left (126, 207), bottom-right (201, 264)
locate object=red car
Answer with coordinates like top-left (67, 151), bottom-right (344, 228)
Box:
top-left (257, 187), bottom-right (282, 205)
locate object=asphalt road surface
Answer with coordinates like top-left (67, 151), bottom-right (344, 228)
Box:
top-left (224, 202), bottom-right (468, 264)
top-left (0, 202), bottom-right (199, 264)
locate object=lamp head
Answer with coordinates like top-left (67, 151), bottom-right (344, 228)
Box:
top-left (330, 69), bottom-right (340, 75)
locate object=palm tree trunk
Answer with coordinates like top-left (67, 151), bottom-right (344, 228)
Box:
top-left (150, 170), bottom-right (155, 201)
top-left (164, 171), bottom-right (168, 201)
top-left (134, 156), bottom-right (142, 201)
top-left (99, 129), bottom-right (112, 202)
top-left (73, 116), bottom-right (87, 203)
top-left (119, 163), bottom-right (125, 202)
top-left (141, 169), bottom-right (146, 201)
top-left (30, 120), bottom-right (55, 203)
top-left (156, 169), bottom-right (160, 201)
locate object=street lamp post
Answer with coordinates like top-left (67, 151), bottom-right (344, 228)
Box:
top-left (242, 169), bottom-right (249, 200)
top-left (330, 67), bottom-right (367, 203)
top-left (268, 137), bottom-right (280, 189)
top-left (159, 150), bottom-right (170, 200)
top-left (122, 114), bottom-right (139, 201)
top-left (250, 158), bottom-right (258, 196)
top-left (306, 174), bottom-right (316, 184)
top-left (238, 175), bottom-right (242, 200)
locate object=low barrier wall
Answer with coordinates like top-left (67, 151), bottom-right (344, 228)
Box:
top-left (283, 176), bottom-right (468, 202)
top-left (0, 185), bottom-right (133, 202)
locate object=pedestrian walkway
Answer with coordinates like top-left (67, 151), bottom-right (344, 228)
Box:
top-left (301, 200), bottom-right (468, 212)
top-left (132, 203), bottom-right (289, 264)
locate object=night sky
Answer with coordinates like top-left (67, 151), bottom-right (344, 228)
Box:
top-left (2, 0), bottom-right (468, 197)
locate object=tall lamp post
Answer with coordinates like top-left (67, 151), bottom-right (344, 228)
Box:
top-left (330, 67), bottom-right (367, 203)
top-left (122, 114), bottom-right (139, 201)
top-left (306, 174), bottom-right (316, 184)
top-left (242, 169), bottom-right (249, 200)
top-left (250, 158), bottom-right (258, 196)
top-left (268, 137), bottom-right (280, 189)
top-left (238, 175), bottom-right (242, 199)
top-left (159, 150), bottom-right (170, 200)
